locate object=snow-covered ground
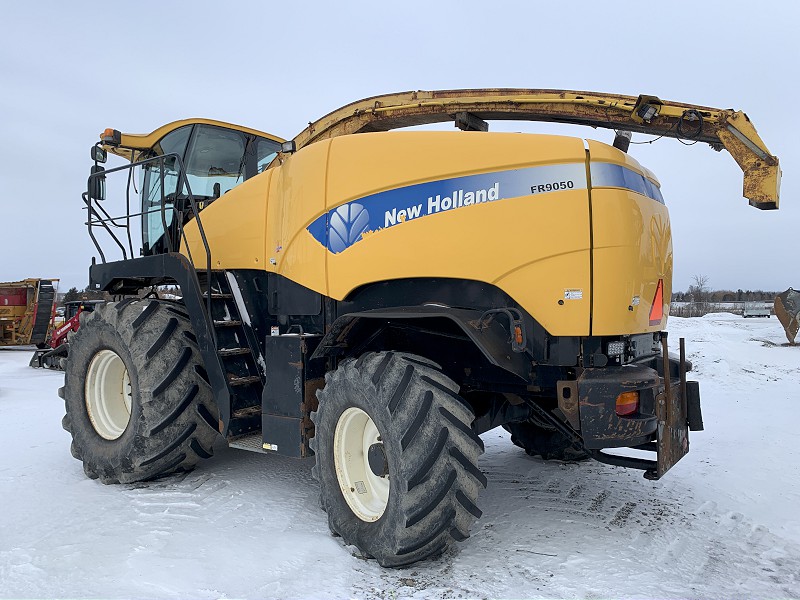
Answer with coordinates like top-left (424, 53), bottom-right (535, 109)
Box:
top-left (1, 315), bottom-right (798, 599)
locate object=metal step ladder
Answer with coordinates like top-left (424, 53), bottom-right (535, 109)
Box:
top-left (199, 270), bottom-right (265, 439)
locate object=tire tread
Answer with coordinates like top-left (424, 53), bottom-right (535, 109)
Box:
top-left (140, 423), bottom-right (197, 467)
top-left (145, 317), bottom-right (178, 360)
top-left (61, 299), bottom-right (220, 485)
top-left (312, 351), bottom-right (484, 567)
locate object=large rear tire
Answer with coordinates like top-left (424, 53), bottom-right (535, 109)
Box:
top-left (60, 300), bottom-right (220, 484)
top-left (504, 419), bottom-right (589, 461)
top-left (311, 351), bottom-right (486, 567)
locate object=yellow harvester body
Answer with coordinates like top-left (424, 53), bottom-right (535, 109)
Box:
top-left (181, 131), bottom-right (672, 338)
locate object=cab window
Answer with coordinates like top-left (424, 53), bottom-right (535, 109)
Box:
top-left (141, 126), bottom-right (193, 253)
top-left (257, 138), bottom-right (281, 173)
top-left (155, 125), bottom-right (192, 160)
top-left (184, 125), bottom-right (247, 197)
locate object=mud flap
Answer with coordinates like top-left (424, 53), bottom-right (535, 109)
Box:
top-left (651, 389), bottom-right (689, 480)
top-left (645, 332), bottom-right (688, 480)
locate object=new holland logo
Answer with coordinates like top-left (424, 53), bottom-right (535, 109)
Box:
top-left (328, 202), bottom-right (370, 254)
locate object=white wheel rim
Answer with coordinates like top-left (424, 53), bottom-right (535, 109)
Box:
top-left (334, 407), bottom-right (390, 521)
top-left (85, 349), bottom-right (132, 440)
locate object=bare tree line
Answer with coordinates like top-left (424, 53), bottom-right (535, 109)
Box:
top-left (671, 275), bottom-right (779, 317)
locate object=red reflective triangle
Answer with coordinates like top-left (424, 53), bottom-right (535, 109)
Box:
top-left (649, 279), bottom-right (664, 326)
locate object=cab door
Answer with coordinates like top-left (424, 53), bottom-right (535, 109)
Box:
top-left (141, 126), bottom-right (192, 255)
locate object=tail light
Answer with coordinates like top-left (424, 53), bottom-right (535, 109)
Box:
top-left (615, 391), bottom-right (639, 416)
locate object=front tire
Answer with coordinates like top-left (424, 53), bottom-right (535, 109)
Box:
top-left (311, 351), bottom-right (486, 567)
top-left (60, 300), bottom-right (220, 484)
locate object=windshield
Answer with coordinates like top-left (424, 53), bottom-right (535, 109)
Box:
top-left (184, 125), bottom-right (247, 196)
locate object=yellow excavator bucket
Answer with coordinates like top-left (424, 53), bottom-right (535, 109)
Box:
top-left (774, 288), bottom-right (800, 345)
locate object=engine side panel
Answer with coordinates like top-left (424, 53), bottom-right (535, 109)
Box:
top-left (588, 140), bottom-right (673, 335)
top-left (320, 132), bottom-right (592, 336)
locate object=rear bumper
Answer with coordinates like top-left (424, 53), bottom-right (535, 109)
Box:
top-left (577, 364), bottom-right (661, 450)
top-left (559, 339), bottom-right (702, 479)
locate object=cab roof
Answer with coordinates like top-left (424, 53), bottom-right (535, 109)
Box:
top-left (101, 118), bottom-right (285, 161)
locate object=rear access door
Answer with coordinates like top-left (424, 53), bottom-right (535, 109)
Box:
top-left (587, 140), bottom-right (672, 337)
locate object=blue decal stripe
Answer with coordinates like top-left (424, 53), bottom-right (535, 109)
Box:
top-left (308, 162), bottom-right (588, 254)
top-left (590, 162), bottom-right (664, 204)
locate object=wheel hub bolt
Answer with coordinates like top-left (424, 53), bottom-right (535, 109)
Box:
top-left (367, 442), bottom-right (388, 477)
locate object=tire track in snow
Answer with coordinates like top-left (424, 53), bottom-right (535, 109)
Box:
top-left (644, 503), bottom-right (800, 596)
top-left (488, 465), bottom-right (676, 532)
top-left (344, 432), bottom-right (800, 599)
top-left (450, 432), bottom-right (800, 598)
top-left (122, 472), bottom-right (239, 523)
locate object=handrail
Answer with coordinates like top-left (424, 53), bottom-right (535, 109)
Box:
top-left (84, 153), bottom-right (214, 319)
top-left (157, 156), bottom-right (174, 254)
top-left (83, 192), bottom-right (125, 263)
top-left (124, 166), bottom-right (135, 258)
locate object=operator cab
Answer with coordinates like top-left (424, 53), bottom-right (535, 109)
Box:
top-left (138, 122), bottom-right (282, 255)
top-left (92, 119), bottom-right (283, 256)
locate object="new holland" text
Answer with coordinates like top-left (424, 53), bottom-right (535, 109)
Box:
top-left (384, 182), bottom-right (500, 227)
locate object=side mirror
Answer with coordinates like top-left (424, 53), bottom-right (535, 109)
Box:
top-left (89, 165), bottom-right (106, 201)
top-left (91, 145), bottom-right (107, 164)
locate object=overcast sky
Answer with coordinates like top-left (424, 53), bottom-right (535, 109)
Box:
top-left (1, 1), bottom-right (797, 293)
